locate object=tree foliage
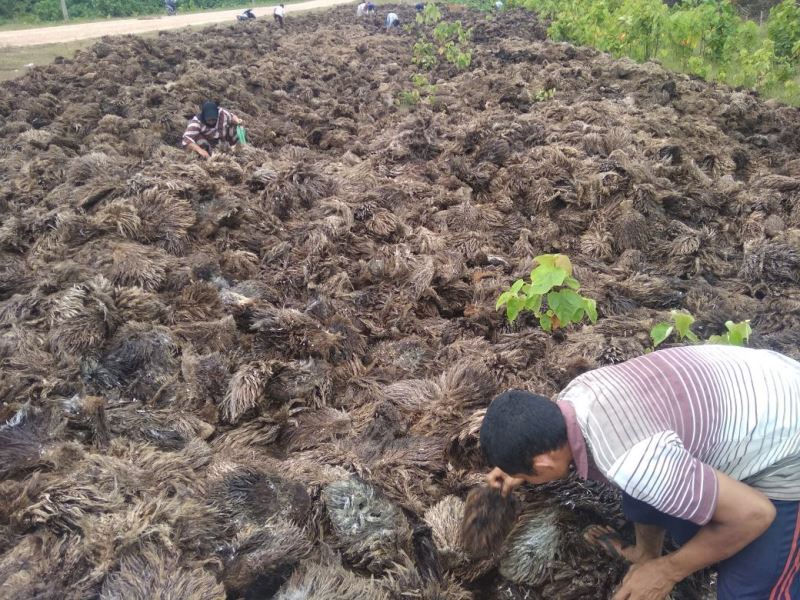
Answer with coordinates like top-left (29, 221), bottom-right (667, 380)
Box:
top-left (509, 0), bottom-right (800, 105)
top-left (0, 0), bottom-right (256, 22)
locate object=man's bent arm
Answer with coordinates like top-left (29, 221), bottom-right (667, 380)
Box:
top-left (185, 141), bottom-right (209, 159)
top-left (658, 471), bottom-right (775, 581)
top-left (632, 523), bottom-right (665, 562)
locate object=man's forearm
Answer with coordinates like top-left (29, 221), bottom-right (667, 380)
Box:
top-left (657, 511), bottom-right (774, 583)
top-left (185, 141), bottom-right (209, 158)
top-left (634, 523), bottom-right (665, 561)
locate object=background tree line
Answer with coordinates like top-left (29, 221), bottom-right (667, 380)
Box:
top-left (0, 0), bottom-right (255, 22)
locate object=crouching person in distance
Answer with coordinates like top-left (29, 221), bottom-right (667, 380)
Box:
top-left (182, 101), bottom-right (242, 160)
top-left (480, 345), bottom-right (800, 600)
top-left (384, 12), bottom-right (400, 31)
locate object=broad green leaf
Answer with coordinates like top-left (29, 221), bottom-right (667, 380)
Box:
top-left (685, 330), bottom-right (700, 343)
top-left (707, 334), bottom-right (729, 345)
top-left (548, 289), bottom-right (585, 326)
top-left (553, 254), bottom-right (573, 276)
top-left (724, 320), bottom-right (751, 346)
top-left (534, 254), bottom-right (557, 269)
top-left (496, 291), bottom-right (512, 310)
top-left (539, 312), bottom-right (553, 331)
top-left (510, 279), bottom-right (525, 294)
top-left (524, 293), bottom-right (543, 315)
top-left (564, 276), bottom-right (581, 291)
top-left (650, 323), bottom-right (674, 347)
top-left (507, 296), bottom-right (523, 322)
top-left (671, 311), bottom-right (696, 340)
top-left (547, 290), bottom-right (561, 312)
top-left (522, 283), bottom-right (533, 295)
top-left (529, 264), bottom-right (567, 294)
top-left (584, 298), bottom-right (598, 323)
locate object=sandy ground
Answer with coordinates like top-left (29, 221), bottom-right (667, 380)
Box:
top-left (0, 0), bottom-right (354, 48)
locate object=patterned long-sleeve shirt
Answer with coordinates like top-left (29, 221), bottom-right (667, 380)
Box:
top-left (558, 345), bottom-right (800, 525)
top-left (181, 107), bottom-right (237, 147)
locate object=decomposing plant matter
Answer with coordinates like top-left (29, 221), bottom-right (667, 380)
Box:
top-left (0, 3), bottom-right (797, 598)
top-left (460, 487), bottom-right (520, 559)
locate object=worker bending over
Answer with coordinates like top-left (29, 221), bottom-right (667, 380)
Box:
top-left (182, 101), bottom-right (242, 160)
top-left (481, 345), bottom-right (800, 600)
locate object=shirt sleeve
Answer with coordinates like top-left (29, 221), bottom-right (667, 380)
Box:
top-left (182, 118), bottom-right (202, 146)
top-left (607, 431), bottom-right (720, 525)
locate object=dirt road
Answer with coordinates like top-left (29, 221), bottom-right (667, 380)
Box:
top-left (0, 0), bottom-right (353, 48)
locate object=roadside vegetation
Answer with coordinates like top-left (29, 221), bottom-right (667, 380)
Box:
top-left (0, 0), bottom-right (273, 24)
top-left (506, 0), bottom-right (800, 105)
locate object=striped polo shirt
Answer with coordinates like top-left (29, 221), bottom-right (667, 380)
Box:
top-left (181, 107), bottom-right (236, 148)
top-left (557, 346), bottom-right (800, 525)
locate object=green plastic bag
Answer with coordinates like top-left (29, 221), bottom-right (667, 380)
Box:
top-left (236, 125), bottom-right (248, 146)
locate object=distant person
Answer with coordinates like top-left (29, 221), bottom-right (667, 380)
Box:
top-left (182, 101), bottom-right (242, 160)
top-left (274, 3), bottom-right (285, 27)
top-left (366, 2), bottom-right (375, 13)
top-left (356, 1), bottom-right (367, 17)
top-left (165, 0), bottom-right (177, 16)
top-left (415, 2), bottom-right (425, 11)
top-left (494, 0), bottom-right (503, 8)
top-left (237, 7), bottom-right (256, 20)
top-left (385, 12), bottom-right (400, 30)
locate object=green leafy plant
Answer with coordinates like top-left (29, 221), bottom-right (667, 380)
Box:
top-left (442, 41), bottom-right (473, 69)
top-left (397, 89), bottom-right (422, 106)
top-left (411, 73), bottom-right (430, 87)
top-left (412, 40), bottom-right (438, 70)
top-left (533, 87), bottom-right (556, 101)
top-left (409, 73), bottom-right (438, 102)
top-left (432, 20), bottom-right (474, 69)
top-left (650, 311), bottom-right (751, 348)
top-left (767, 0), bottom-right (800, 58)
top-left (707, 320), bottom-right (752, 346)
top-left (506, 0), bottom-right (800, 106)
top-left (416, 1), bottom-right (442, 25)
top-left (650, 310), bottom-right (699, 348)
top-left (433, 20), bottom-right (472, 45)
top-left (496, 254), bottom-right (598, 331)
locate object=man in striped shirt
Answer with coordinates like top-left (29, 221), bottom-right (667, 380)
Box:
top-left (182, 101), bottom-right (242, 159)
top-left (481, 346), bottom-right (800, 599)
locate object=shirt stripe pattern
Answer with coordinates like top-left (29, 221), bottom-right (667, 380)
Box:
top-left (182, 107), bottom-right (236, 147)
top-left (558, 346), bottom-right (800, 525)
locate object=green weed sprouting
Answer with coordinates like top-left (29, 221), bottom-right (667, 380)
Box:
top-left (496, 254), bottom-right (598, 331)
top-left (650, 310), bottom-right (752, 348)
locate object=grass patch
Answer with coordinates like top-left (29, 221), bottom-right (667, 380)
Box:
top-left (0, 0), bottom-right (304, 31)
top-left (0, 40), bottom-right (95, 81)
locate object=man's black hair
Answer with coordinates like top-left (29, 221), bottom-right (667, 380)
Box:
top-left (480, 390), bottom-right (568, 476)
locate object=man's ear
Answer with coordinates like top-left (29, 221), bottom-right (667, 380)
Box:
top-left (532, 452), bottom-right (557, 472)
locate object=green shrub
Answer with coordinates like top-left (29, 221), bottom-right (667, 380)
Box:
top-left (412, 40), bottom-right (438, 70)
top-left (32, 0), bottom-right (63, 20)
top-left (507, 0), bottom-right (800, 105)
top-left (397, 89), bottom-right (422, 105)
top-left (767, 0), bottom-right (800, 58)
top-left (496, 254), bottom-right (598, 331)
top-left (416, 2), bottom-right (442, 25)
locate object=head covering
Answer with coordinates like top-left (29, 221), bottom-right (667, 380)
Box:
top-left (199, 101), bottom-right (219, 123)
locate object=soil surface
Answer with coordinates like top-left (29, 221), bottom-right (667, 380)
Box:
top-left (1, 5), bottom-right (798, 599)
top-left (0, 0), bottom-right (351, 48)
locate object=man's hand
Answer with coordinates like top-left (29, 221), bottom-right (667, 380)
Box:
top-left (613, 560), bottom-right (678, 600)
top-left (486, 467), bottom-right (524, 497)
top-left (614, 471), bottom-right (775, 599)
top-left (186, 141), bottom-right (210, 160)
